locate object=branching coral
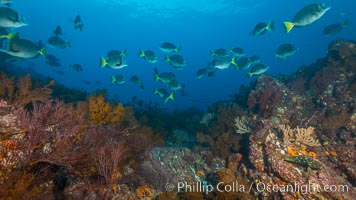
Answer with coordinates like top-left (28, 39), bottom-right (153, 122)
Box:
top-left (279, 124), bottom-right (320, 146)
top-left (0, 73), bottom-right (53, 107)
top-left (0, 99), bottom-right (91, 198)
top-left (234, 116), bottom-right (250, 134)
top-left (0, 171), bottom-right (40, 199)
top-left (16, 100), bottom-right (88, 167)
top-left (88, 95), bottom-right (125, 125)
top-left (279, 124), bottom-right (294, 145)
top-left (294, 126), bottom-right (320, 146)
top-left (0, 73), bottom-right (15, 102)
top-left (15, 76), bottom-right (54, 107)
top-left (0, 91), bottom-right (144, 199)
top-left (91, 142), bottom-right (123, 198)
top-left (199, 112), bottom-right (215, 127)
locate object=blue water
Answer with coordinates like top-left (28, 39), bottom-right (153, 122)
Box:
top-left (7, 0), bottom-right (356, 110)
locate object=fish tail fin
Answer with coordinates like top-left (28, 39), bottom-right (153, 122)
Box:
top-left (122, 58), bottom-right (127, 67)
top-left (20, 15), bottom-right (28, 27)
top-left (231, 56), bottom-right (237, 66)
top-left (267, 21), bottom-right (274, 31)
top-left (247, 63), bottom-right (252, 69)
top-left (164, 55), bottom-right (170, 62)
top-left (6, 32), bottom-right (17, 40)
top-left (228, 48), bottom-right (232, 53)
top-left (100, 57), bottom-right (107, 68)
top-left (210, 50), bottom-right (215, 57)
top-left (169, 92), bottom-right (175, 100)
top-left (111, 76), bottom-right (116, 83)
top-left (247, 72), bottom-right (253, 78)
top-left (283, 22), bottom-right (294, 33)
top-left (153, 89), bottom-right (158, 94)
top-left (39, 47), bottom-right (46, 57)
top-left (176, 46), bottom-right (181, 52)
top-left (120, 49), bottom-right (127, 56)
top-left (138, 49), bottom-right (145, 57)
top-left (154, 71), bottom-right (160, 81)
top-left (164, 92), bottom-right (175, 104)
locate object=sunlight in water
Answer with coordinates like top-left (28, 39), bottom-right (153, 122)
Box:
top-left (102, 0), bottom-right (261, 17)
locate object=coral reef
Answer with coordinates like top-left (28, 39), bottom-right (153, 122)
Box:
top-left (0, 95), bottom-right (155, 199)
top-left (280, 124), bottom-right (320, 146)
top-left (242, 40), bottom-right (356, 199)
top-left (247, 75), bottom-right (283, 118)
top-left (88, 95), bottom-right (125, 125)
top-left (199, 112), bottom-right (216, 127)
top-left (196, 102), bottom-right (246, 158)
top-left (136, 185), bottom-right (154, 200)
top-left (0, 39), bottom-right (355, 199)
top-left (0, 72), bottom-right (53, 107)
top-left (234, 116), bottom-right (251, 134)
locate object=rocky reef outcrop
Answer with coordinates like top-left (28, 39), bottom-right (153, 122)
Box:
top-left (1, 40), bottom-right (355, 199)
